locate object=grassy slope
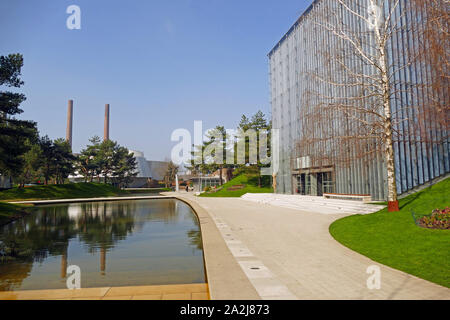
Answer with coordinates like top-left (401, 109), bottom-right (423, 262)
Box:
top-left (0, 182), bottom-right (128, 201)
top-left (330, 178), bottom-right (450, 288)
top-left (199, 174), bottom-right (273, 197)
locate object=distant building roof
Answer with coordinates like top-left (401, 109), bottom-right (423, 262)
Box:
top-left (130, 150), bottom-right (152, 178)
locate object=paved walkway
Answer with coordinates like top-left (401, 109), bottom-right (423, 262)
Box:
top-left (174, 192), bottom-right (450, 300)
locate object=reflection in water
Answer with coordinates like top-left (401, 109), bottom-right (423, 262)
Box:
top-left (0, 199), bottom-right (205, 291)
top-left (187, 211), bottom-right (203, 251)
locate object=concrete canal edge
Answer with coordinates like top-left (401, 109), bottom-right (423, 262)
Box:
top-left (9, 195), bottom-right (260, 300)
top-left (8, 195), bottom-right (169, 205)
top-left (173, 195), bottom-right (261, 300)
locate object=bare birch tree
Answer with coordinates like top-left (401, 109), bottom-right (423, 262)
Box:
top-left (295, 0), bottom-right (447, 210)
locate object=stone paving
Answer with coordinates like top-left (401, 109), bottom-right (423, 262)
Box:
top-left (208, 213), bottom-right (297, 300)
top-left (0, 283), bottom-right (209, 300)
top-left (174, 193), bottom-right (450, 300)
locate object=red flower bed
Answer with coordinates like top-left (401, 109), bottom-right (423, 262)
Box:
top-left (417, 207), bottom-right (450, 230)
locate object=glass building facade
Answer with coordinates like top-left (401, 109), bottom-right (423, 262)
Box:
top-left (269, 0), bottom-right (449, 200)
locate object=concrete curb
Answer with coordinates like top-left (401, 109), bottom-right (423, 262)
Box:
top-left (169, 194), bottom-right (261, 300)
top-left (8, 194), bottom-right (260, 300)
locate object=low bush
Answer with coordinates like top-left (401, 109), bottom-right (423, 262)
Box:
top-left (416, 207), bottom-right (450, 230)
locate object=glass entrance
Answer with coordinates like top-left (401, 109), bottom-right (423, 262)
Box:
top-left (294, 172), bottom-right (333, 196)
top-left (317, 172), bottom-right (323, 196)
top-left (321, 172), bottom-right (334, 194)
top-left (295, 173), bottom-right (311, 195)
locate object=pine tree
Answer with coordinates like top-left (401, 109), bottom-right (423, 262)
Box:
top-left (0, 54), bottom-right (37, 176)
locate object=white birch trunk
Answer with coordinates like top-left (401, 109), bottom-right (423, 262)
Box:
top-left (373, 2), bottom-right (398, 205)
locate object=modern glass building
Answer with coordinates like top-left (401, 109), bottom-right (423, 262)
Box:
top-left (269, 0), bottom-right (449, 200)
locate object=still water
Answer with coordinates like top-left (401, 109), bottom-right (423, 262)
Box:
top-left (0, 199), bottom-right (205, 291)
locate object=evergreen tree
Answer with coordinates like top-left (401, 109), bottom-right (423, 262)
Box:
top-left (39, 135), bottom-right (55, 185)
top-left (0, 54), bottom-right (37, 176)
top-left (111, 147), bottom-right (137, 188)
top-left (16, 140), bottom-right (43, 187)
top-left (235, 110), bottom-right (271, 187)
top-left (52, 138), bottom-right (76, 184)
top-left (77, 136), bottom-right (102, 182)
top-left (38, 136), bottom-right (75, 184)
top-left (77, 137), bottom-right (137, 185)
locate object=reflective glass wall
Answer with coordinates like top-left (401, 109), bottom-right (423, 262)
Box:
top-left (269, 0), bottom-right (449, 200)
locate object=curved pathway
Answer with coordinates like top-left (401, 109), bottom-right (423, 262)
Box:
top-left (174, 193), bottom-right (449, 300)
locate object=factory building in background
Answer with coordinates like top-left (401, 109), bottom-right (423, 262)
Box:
top-left (269, 0), bottom-right (449, 200)
top-left (128, 150), bottom-right (169, 187)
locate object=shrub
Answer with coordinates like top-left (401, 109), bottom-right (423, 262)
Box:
top-left (416, 207), bottom-right (450, 230)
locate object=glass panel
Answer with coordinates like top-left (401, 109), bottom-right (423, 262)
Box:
top-left (304, 174), bottom-right (311, 195)
top-left (322, 172), bottom-right (334, 194)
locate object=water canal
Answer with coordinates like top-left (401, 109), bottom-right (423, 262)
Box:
top-left (0, 199), bottom-right (205, 291)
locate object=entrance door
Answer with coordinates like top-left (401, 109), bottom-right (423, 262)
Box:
top-left (295, 171), bottom-right (334, 196)
top-left (298, 174), bottom-right (310, 195)
top-left (294, 174), bottom-right (305, 194)
top-left (316, 173), bottom-right (323, 196)
top-left (294, 174), bottom-right (308, 195)
top-left (316, 172), bottom-right (334, 195)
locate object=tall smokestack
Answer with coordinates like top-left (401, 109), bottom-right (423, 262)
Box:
top-left (66, 100), bottom-right (73, 147)
top-left (104, 104), bottom-right (110, 141)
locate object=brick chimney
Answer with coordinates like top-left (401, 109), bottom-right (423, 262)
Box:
top-left (104, 104), bottom-right (110, 141)
top-left (66, 100), bottom-right (73, 147)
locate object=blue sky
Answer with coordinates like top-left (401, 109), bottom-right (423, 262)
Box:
top-left (1, 0), bottom-right (311, 160)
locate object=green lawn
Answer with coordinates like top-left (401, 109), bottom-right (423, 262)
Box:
top-left (199, 174), bottom-right (273, 197)
top-left (0, 182), bottom-right (128, 201)
top-left (126, 188), bottom-right (171, 193)
top-left (329, 178), bottom-right (450, 288)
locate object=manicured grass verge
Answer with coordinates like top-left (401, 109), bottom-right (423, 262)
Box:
top-left (0, 183), bottom-right (128, 201)
top-left (329, 178), bottom-right (450, 288)
top-left (199, 174), bottom-right (273, 197)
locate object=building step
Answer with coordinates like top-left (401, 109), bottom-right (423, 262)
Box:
top-left (241, 194), bottom-right (385, 215)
